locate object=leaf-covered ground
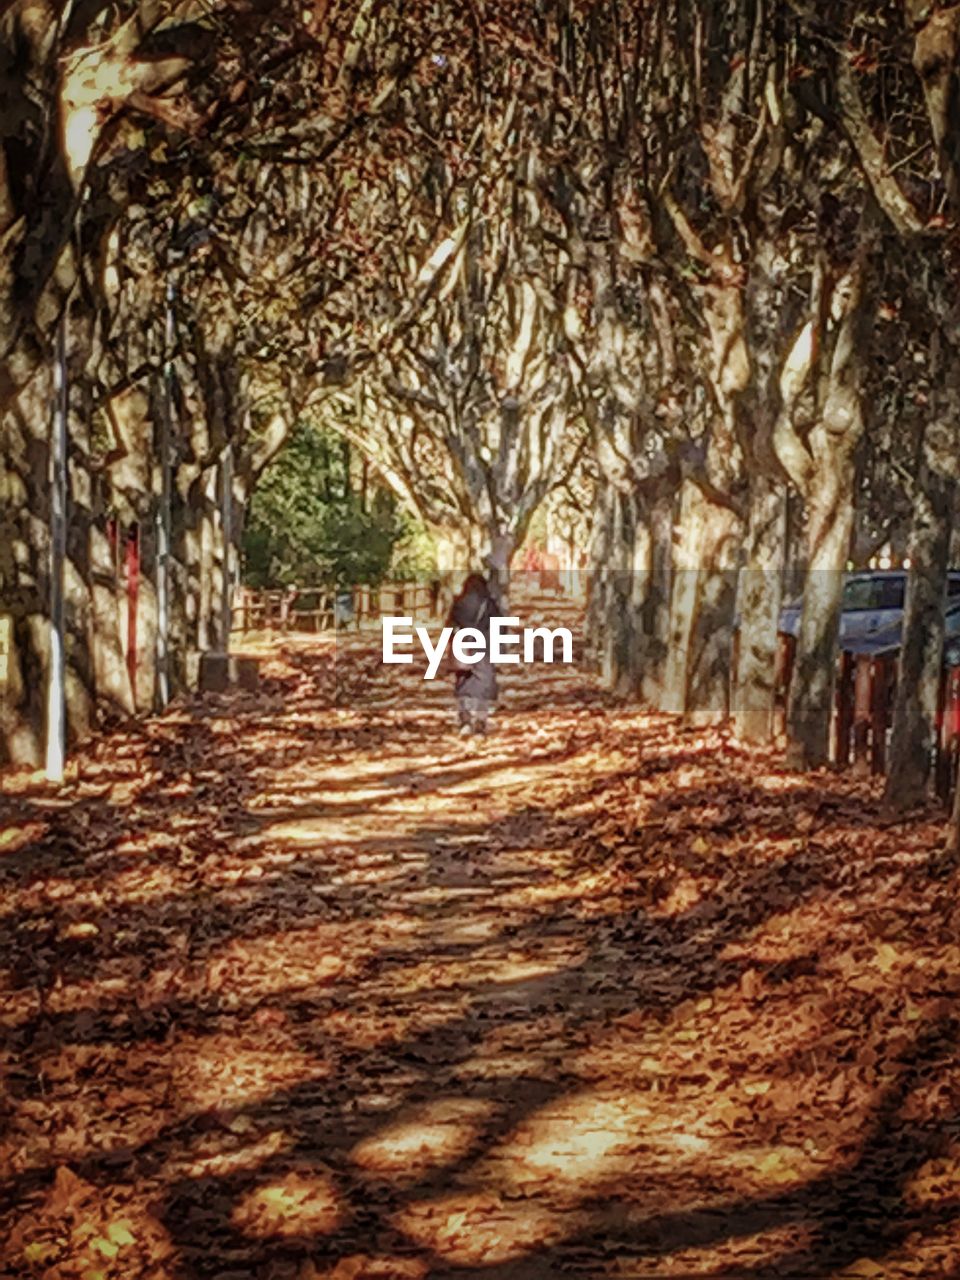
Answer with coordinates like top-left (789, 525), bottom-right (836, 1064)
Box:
top-left (3, 606), bottom-right (960, 1279)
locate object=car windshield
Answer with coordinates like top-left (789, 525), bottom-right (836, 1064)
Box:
top-left (842, 576), bottom-right (904, 612)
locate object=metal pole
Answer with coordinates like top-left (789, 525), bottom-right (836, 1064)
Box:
top-left (45, 309), bottom-right (69, 782)
top-left (156, 278), bottom-right (175, 708)
top-left (220, 442), bottom-right (233, 651)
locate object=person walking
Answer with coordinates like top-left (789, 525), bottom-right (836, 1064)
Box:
top-left (446, 572), bottom-right (500, 736)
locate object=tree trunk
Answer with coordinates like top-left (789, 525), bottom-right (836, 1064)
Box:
top-left (662, 480), bottom-right (740, 723)
top-left (483, 529), bottom-right (515, 606)
top-left (785, 473), bottom-right (855, 769)
top-left (685, 501), bottom-right (741, 726)
top-left (197, 467), bottom-right (217, 653)
top-left (1, 371), bottom-right (52, 765)
top-left (599, 488), bottom-right (647, 696)
top-left (639, 495), bottom-right (673, 706)
top-left (948, 752), bottom-right (960, 856)
top-left (885, 464), bottom-right (956, 810)
top-left (734, 476), bottom-right (786, 743)
top-left (786, 252), bottom-right (874, 770)
top-left (661, 480), bottom-right (703, 716)
top-left (584, 482), bottom-right (614, 673)
top-left (170, 482), bottom-right (201, 694)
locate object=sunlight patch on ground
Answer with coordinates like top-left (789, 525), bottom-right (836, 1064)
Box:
top-left (351, 1097), bottom-right (498, 1182)
top-left (904, 1153), bottom-right (960, 1207)
top-left (238, 817), bottom-right (355, 846)
top-left (168, 1127), bottom-right (292, 1179)
top-left (472, 1085), bottom-right (833, 1211)
top-left (380, 948), bottom-right (578, 997)
top-left (42, 976), bottom-right (133, 1017)
top-left (369, 954), bottom-right (485, 996)
top-left (721, 915), bottom-right (835, 963)
top-left (720, 1141), bottom-right (824, 1189)
top-left (232, 1170), bottom-right (343, 1239)
top-left (490, 1095), bottom-right (636, 1192)
top-left (30, 856), bottom-right (185, 914)
top-left (471, 954), bottom-right (579, 985)
top-left (480, 1090), bottom-right (699, 1199)
top-left (391, 1191), bottom-right (578, 1266)
top-left (173, 1030), bottom-right (331, 1109)
top-left (422, 913), bottom-right (502, 945)
top-left (741, 771), bottom-right (812, 794)
top-left (453, 1051), bottom-right (552, 1083)
top-left (628, 1222), bottom-right (816, 1276)
top-left (441, 758), bottom-right (589, 798)
top-left (249, 783), bottom-right (415, 813)
top-left (493, 864), bottom-right (608, 910)
top-left (646, 868), bottom-right (711, 917)
top-left (399, 886), bottom-right (496, 906)
top-left (204, 930), bottom-right (348, 1000)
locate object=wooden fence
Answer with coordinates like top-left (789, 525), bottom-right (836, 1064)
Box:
top-left (780, 636), bottom-right (960, 799)
top-left (231, 581), bottom-right (441, 634)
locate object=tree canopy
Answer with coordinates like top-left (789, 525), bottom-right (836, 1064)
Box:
top-left (242, 422), bottom-right (410, 590)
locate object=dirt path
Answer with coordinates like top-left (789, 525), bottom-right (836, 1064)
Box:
top-left (3, 612), bottom-right (960, 1279)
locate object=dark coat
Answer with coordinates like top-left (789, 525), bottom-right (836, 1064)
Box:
top-left (447, 585), bottom-right (500, 702)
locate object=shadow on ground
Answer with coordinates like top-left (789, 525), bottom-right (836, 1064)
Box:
top-left (3, 607), bottom-right (960, 1279)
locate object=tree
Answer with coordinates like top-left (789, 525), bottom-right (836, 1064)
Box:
top-left (243, 421), bottom-right (407, 589)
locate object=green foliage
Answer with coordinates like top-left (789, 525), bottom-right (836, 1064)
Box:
top-left (390, 521), bottom-right (439, 581)
top-left (243, 422), bottom-right (409, 589)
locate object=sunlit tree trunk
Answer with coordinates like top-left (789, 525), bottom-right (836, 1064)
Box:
top-left (786, 252), bottom-right (875, 770)
top-left (662, 481), bottom-right (704, 717)
top-left (787, 467), bottom-right (856, 769)
top-left (662, 459), bottom-right (743, 724)
top-left (735, 476), bottom-right (786, 742)
top-left (600, 489), bottom-right (642, 695)
top-left (197, 468), bottom-right (217, 653)
top-left (641, 495), bottom-right (674, 706)
top-left (1, 367), bottom-right (52, 764)
top-left (685, 500), bottom-right (741, 726)
top-left (584, 482), bottom-right (614, 674)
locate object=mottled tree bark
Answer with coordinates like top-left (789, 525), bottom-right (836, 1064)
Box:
top-left (885, 444), bottom-right (957, 810)
top-left (735, 477), bottom-right (787, 742)
top-left (786, 251), bottom-right (875, 770)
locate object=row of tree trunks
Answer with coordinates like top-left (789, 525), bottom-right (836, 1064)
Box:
top-left (0, 351), bottom-right (239, 765)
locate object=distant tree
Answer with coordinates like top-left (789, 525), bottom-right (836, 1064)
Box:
top-left (243, 422), bottom-right (407, 590)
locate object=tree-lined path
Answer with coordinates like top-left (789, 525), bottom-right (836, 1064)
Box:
top-left (4, 599), bottom-right (960, 1279)
top-left (9, 2), bottom-right (960, 1273)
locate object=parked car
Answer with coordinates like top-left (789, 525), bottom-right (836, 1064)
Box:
top-left (778, 570), bottom-right (960, 645)
top-left (843, 596), bottom-right (960, 666)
